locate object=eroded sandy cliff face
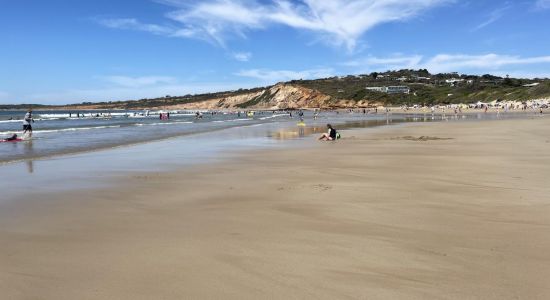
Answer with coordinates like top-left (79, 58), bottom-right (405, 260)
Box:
top-left (175, 90), bottom-right (265, 110)
top-left (162, 83), bottom-right (372, 110)
top-left (68, 83), bottom-right (375, 110)
top-left (261, 84), bottom-right (331, 109)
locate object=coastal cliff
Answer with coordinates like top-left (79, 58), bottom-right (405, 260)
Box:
top-left (6, 70), bottom-right (548, 110)
top-left (144, 83), bottom-right (370, 110)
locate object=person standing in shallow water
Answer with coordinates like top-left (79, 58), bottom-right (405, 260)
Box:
top-left (22, 109), bottom-right (34, 138)
top-left (298, 110), bottom-right (304, 121)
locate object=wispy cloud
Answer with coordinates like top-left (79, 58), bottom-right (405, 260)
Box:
top-left (100, 76), bottom-right (177, 88)
top-left (23, 82), bottom-right (251, 105)
top-left (95, 17), bottom-right (211, 43)
top-left (535, 0), bottom-right (550, 9)
top-left (473, 3), bottom-right (512, 31)
top-left (96, 18), bottom-right (175, 35)
top-left (346, 53), bottom-right (550, 77)
top-left (344, 55), bottom-right (423, 70)
top-left (492, 71), bottom-right (550, 79)
top-left (96, 0), bottom-right (452, 50)
top-left (235, 68), bottom-right (334, 82)
top-left (425, 54), bottom-right (550, 72)
top-left (232, 52), bottom-right (252, 62)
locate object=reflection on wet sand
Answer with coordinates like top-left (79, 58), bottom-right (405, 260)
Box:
top-left (267, 117), bottom-right (430, 141)
top-left (268, 125), bottom-right (327, 140)
top-left (24, 141), bottom-right (34, 173)
top-left (26, 160), bottom-right (34, 174)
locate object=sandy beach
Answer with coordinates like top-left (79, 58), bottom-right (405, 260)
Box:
top-left (1, 116), bottom-right (550, 299)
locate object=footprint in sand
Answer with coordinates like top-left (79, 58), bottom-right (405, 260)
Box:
top-left (313, 184), bottom-right (333, 191)
top-left (277, 187), bottom-right (294, 191)
top-left (391, 136), bottom-right (453, 142)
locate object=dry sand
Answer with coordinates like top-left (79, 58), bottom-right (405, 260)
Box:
top-left (1, 117), bottom-right (550, 299)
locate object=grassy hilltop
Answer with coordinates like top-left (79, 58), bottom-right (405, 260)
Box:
top-left (293, 69), bottom-right (550, 106)
top-left (2, 70), bottom-right (549, 110)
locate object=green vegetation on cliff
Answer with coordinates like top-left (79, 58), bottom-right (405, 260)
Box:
top-left (291, 70), bottom-right (550, 106)
top-left (3, 70), bottom-right (549, 110)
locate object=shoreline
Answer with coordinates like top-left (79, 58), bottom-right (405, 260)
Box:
top-left (1, 116), bottom-right (549, 299)
top-left (1, 112), bottom-right (539, 203)
top-left (2, 106), bottom-right (547, 113)
top-left (1, 110), bottom-right (542, 164)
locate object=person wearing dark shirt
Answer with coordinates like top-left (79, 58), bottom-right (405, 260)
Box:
top-left (318, 124), bottom-right (338, 141)
top-left (3, 134), bottom-right (18, 141)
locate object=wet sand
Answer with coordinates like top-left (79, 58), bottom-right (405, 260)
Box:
top-left (1, 116), bottom-right (550, 299)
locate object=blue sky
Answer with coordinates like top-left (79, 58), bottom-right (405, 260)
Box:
top-left (1, 0), bottom-right (550, 104)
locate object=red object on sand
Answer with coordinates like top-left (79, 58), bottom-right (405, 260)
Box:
top-left (0, 138), bottom-right (24, 143)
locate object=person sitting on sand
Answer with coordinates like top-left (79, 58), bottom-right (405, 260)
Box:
top-left (318, 124), bottom-right (338, 141)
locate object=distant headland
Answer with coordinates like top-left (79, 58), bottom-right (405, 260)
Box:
top-left (2, 70), bottom-right (549, 110)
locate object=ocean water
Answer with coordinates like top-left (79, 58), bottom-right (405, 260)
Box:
top-left (0, 108), bottom-right (535, 203)
top-left (0, 109), bottom-right (530, 164)
top-left (0, 110), bottom-right (293, 163)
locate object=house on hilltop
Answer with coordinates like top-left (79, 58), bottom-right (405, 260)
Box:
top-left (366, 86), bottom-right (410, 94)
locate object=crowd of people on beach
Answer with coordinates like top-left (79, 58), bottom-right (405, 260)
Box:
top-left (2, 101), bottom-right (547, 143)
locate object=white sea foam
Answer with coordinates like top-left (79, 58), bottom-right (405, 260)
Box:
top-left (259, 114), bottom-right (287, 120)
top-left (0, 125), bottom-right (122, 136)
top-left (211, 117), bottom-right (260, 123)
top-left (34, 125), bottom-right (122, 134)
top-left (135, 121), bottom-right (193, 127)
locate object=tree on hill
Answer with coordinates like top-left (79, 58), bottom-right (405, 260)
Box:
top-left (482, 74), bottom-right (502, 80)
top-left (416, 69), bottom-right (430, 77)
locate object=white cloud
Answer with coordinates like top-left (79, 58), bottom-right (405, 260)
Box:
top-left (491, 71), bottom-right (550, 79)
top-left (347, 53), bottom-right (550, 77)
top-left (232, 52), bottom-right (252, 62)
top-left (473, 3), bottom-right (512, 31)
top-left (97, 18), bottom-right (175, 35)
top-left (97, 0), bottom-right (451, 50)
top-left (235, 68), bottom-right (334, 82)
top-left (345, 55), bottom-right (423, 70)
top-left (425, 54), bottom-right (550, 73)
top-left (22, 82), bottom-right (251, 105)
top-left (100, 76), bottom-right (177, 88)
top-left (96, 17), bottom-right (211, 43)
top-left (536, 0), bottom-right (550, 9)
